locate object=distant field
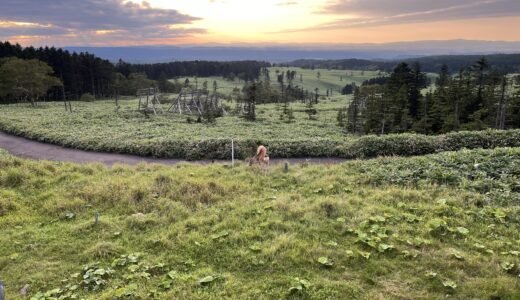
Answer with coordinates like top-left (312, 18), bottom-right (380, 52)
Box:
top-left (1, 147), bottom-right (519, 299)
top-left (176, 67), bottom-right (435, 97)
top-left (175, 67), bottom-right (385, 97)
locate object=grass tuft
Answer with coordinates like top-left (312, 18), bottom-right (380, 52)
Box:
top-left (0, 147), bottom-right (519, 299)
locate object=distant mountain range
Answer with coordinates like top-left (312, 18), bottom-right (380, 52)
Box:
top-left (65, 40), bottom-right (520, 64)
top-left (289, 54), bottom-right (520, 73)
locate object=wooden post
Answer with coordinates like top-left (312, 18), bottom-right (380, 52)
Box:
top-left (60, 74), bottom-right (70, 113)
top-left (95, 212), bottom-right (99, 226)
top-left (178, 93), bottom-right (182, 114)
top-left (62, 89), bottom-right (68, 112)
top-left (231, 139), bottom-right (235, 168)
top-left (284, 162), bottom-right (289, 173)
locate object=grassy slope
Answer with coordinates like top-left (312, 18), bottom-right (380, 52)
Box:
top-left (1, 148), bottom-right (519, 299)
top-left (176, 67), bottom-right (383, 96)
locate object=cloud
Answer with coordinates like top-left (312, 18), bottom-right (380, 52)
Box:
top-left (0, 27), bottom-right (70, 37)
top-left (0, 0), bottom-right (205, 44)
top-left (316, 0), bottom-right (520, 29)
top-left (0, 20), bottom-right (69, 36)
top-left (269, 0), bottom-right (520, 34)
top-left (276, 1), bottom-right (298, 6)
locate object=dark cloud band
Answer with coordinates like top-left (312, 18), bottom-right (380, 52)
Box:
top-left (0, 0), bottom-right (204, 42)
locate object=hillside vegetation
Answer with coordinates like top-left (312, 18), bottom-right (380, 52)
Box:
top-left (0, 99), bottom-right (347, 159)
top-left (2, 96), bottom-right (520, 160)
top-left (177, 67), bottom-right (383, 96)
top-left (0, 147), bottom-right (519, 299)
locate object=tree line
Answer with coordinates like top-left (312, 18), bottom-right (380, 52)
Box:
top-left (340, 58), bottom-right (520, 134)
top-left (0, 42), bottom-right (115, 103)
top-left (0, 41), bottom-right (268, 104)
top-left (116, 60), bottom-right (269, 82)
top-left (290, 54), bottom-right (520, 74)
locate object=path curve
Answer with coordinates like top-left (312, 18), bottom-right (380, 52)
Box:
top-left (0, 132), bottom-right (347, 166)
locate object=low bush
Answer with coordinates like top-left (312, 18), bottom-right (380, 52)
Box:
top-left (153, 129), bottom-right (520, 160)
top-left (80, 93), bottom-right (96, 102)
top-left (113, 129), bottom-right (520, 160)
top-left (338, 130), bottom-right (520, 160)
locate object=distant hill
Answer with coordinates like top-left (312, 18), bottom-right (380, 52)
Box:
top-left (65, 40), bottom-right (520, 64)
top-left (288, 54), bottom-right (520, 73)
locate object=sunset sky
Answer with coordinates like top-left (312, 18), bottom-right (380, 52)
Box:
top-left (1, 0), bottom-right (520, 46)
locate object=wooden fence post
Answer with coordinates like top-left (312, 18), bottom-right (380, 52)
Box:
top-left (231, 139), bottom-right (235, 167)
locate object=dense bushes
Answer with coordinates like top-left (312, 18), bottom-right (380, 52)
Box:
top-left (342, 134), bottom-right (437, 158)
top-left (2, 120), bottom-right (520, 159)
top-left (438, 130), bottom-right (520, 151)
top-left (207, 129), bottom-right (520, 160)
top-left (340, 130), bottom-right (520, 159)
top-left (80, 93), bottom-right (96, 102)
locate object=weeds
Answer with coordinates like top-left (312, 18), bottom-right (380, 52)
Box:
top-left (0, 148), bottom-right (519, 299)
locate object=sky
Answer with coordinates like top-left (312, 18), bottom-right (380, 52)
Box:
top-left (1, 0), bottom-right (520, 46)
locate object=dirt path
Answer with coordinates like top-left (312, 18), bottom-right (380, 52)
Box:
top-left (0, 132), bottom-right (347, 166)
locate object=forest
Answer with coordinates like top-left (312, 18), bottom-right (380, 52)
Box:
top-left (339, 59), bottom-right (520, 134)
top-left (0, 42), bottom-right (268, 103)
top-left (117, 60), bottom-right (269, 82)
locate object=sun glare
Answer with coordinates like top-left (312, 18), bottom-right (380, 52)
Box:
top-left (129, 0), bottom-right (329, 42)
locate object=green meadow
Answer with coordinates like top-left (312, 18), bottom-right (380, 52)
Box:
top-left (0, 97), bottom-right (350, 158)
top-left (0, 147), bottom-right (519, 299)
top-left (177, 67), bottom-right (385, 97)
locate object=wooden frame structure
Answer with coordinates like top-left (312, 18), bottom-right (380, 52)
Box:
top-left (168, 88), bottom-right (226, 116)
top-left (137, 87), bottom-right (164, 114)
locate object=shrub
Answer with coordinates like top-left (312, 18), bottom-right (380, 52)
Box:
top-left (343, 134), bottom-right (437, 158)
top-left (169, 130), bottom-right (520, 160)
top-left (80, 93), bottom-right (96, 102)
top-left (340, 130), bottom-right (520, 160)
top-left (438, 130), bottom-right (520, 151)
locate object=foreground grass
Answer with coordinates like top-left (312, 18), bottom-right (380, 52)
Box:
top-left (1, 148), bottom-right (519, 299)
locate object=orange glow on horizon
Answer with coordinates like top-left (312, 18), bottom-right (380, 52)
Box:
top-left (2, 0), bottom-right (520, 46)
